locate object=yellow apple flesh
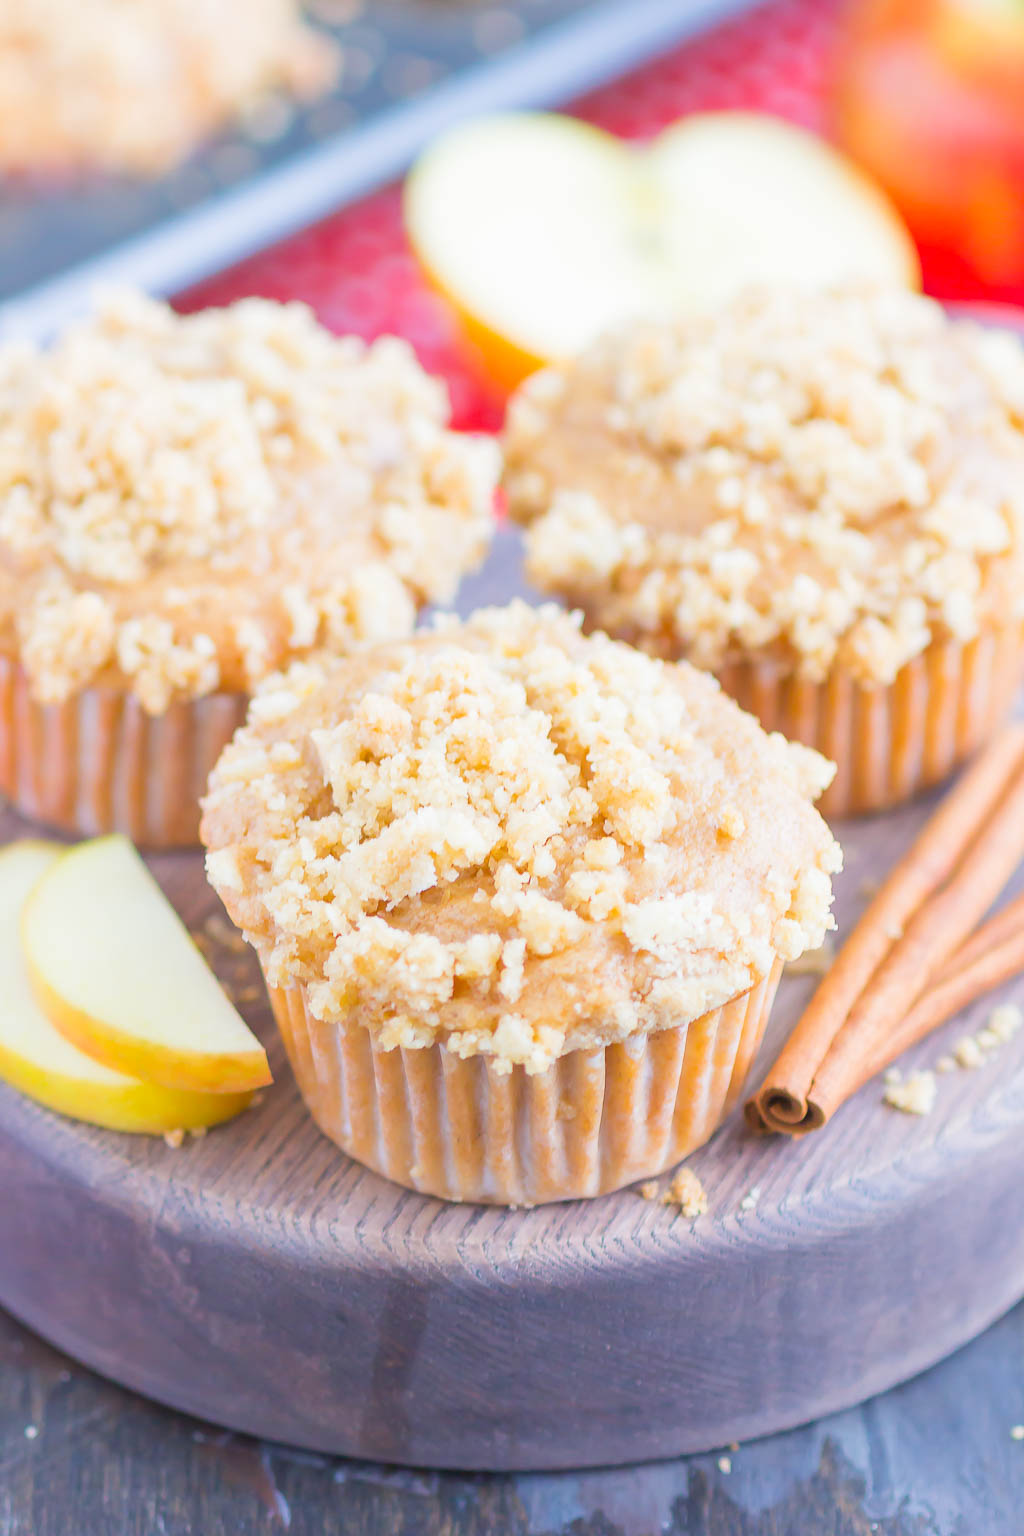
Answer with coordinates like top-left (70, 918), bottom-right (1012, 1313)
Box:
top-left (0, 841), bottom-right (255, 1132)
top-left (22, 835), bottom-right (271, 1094)
top-left (404, 109), bottom-right (921, 387)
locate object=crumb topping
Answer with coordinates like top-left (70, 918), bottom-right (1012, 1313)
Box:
top-left (0, 293), bottom-right (498, 711)
top-left (505, 288), bottom-right (1024, 684)
top-left (201, 602), bottom-right (841, 1071)
top-left (661, 1165), bottom-right (708, 1218)
top-left (882, 1067), bottom-right (937, 1116)
top-left (0, 0), bottom-right (337, 175)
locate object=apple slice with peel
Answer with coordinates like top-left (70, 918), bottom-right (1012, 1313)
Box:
top-left (22, 836), bottom-right (271, 1095)
top-left (404, 110), bottom-right (920, 387)
top-left (0, 842), bottom-right (256, 1132)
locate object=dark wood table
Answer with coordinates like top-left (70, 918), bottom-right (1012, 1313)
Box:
top-left (2, 1296), bottom-right (1023, 1535)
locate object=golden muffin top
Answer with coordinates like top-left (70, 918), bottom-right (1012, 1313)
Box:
top-left (201, 602), bottom-right (841, 1072)
top-left (0, 0), bottom-right (335, 174)
top-left (504, 287), bottom-right (1024, 683)
top-left (0, 292), bottom-right (499, 712)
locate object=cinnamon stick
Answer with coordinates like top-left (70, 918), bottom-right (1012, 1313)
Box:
top-left (933, 889), bottom-right (1024, 985)
top-left (852, 916), bottom-right (1024, 1092)
top-left (805, 765), bottom-right (1024, 1124)
top-left (747, 725), bottom-right (1024, 1135)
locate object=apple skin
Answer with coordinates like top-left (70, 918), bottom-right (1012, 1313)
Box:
top-left (0, 840), bottom-right (257, 1133)
top-left (21, 836), bottom-right (272, 1096)
top-left (0, 1035), bottom-right (257, 1135)
top-left (25, 962), bottom-right (273, 1095)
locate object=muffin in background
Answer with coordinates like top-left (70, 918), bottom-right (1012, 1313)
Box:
top-left (0, 291), bottom-right (499, 846)
top-left (0, 0), bottom-right (337, 176)
top-left (201, 601), bottom-right (841, 1205)
top-left (504, 287), bottom-right (1024, 816)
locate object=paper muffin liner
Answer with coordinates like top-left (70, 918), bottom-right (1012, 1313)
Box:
top-left (267, 959), bottom-right (783, 1205)
top-left (713, 624), bottom-right (1024, 818)
top-left (0, 655), bottom-right (247, 847)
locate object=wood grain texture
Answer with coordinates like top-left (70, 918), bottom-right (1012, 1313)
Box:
top-left (7, 1298), bottom-right (1024, 1536)
top-left (2, 530), bottom-right (1024, 1472)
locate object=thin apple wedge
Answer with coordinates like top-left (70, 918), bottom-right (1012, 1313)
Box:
top-left (0, 842), bottom-right (256, 1132)
top-left (22, 836), bottom-right (271, 1095)
top-left (404, 109), bottom-right (920, 386)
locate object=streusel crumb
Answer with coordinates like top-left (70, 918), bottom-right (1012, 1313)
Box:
top-left (202, 602), bottom-right (840, 1071)
top-left (0, 292), bottom-right (498, 711)
top-left (883, 1068), bottom-right (937, 1116)
top-left (0, 0), bottom-right (338, 175)
top-left (661, 1166), bottom-right (708, 1218)
top-left (505, 288), bottom-right (1024, 684)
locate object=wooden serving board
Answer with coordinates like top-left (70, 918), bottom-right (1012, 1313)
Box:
top-left (2, 531), bottom-right (1024, 1471)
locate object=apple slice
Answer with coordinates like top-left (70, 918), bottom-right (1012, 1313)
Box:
top-left (22, 836), bottom-right (271, 1094)
top-left (649, 112), bottom-right (921, 313)
top-left (404, 109), bottom-right (920, 386)
top-left (0, 842), bottom-right (255, 1133)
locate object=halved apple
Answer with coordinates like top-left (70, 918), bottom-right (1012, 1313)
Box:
top-left (22, 836), bottom-right (271, 1094)
top-left (0, 841), bottom-right (255, 1132)
top-left (404, 109), bottom-right (921, 387)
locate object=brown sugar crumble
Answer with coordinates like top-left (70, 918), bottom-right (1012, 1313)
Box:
top-left (202, 602), bottom-right (840, 1072)
top-left (883, 1003), bottom-right (1022, 1110)
top-left (505, 288), bottom-right (1024, 685)
top-left (882, 1067), bottom-right (937, 1116)
top-left (0, 292), bottom-right (498, 712)
top-left (0, 1), bottom-right (338, 175)
top-left (661, 1166), bottom-right (708, 1218)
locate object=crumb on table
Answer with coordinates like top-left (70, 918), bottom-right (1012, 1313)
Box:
top-left (661, 1166), bottom-right (708, 1218)
top-left (883, 1068), bottom-right (937, 1116)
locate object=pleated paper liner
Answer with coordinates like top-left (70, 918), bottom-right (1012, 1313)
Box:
top-left (268, 959), bottom-right (783, 1205)
top-left (0, 656), bottom-right (247, 848)
top-left (714, 624), bottom-right (1024, 818)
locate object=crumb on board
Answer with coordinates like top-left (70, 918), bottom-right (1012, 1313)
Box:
top-left (661, 1166), bottom-right (708, 1218)
top-left (946, 1005), bottom-right (1022, 1072)
top-left (637, 1180), bottom-right (660, 1201)
top-left (954, 1035), bottom-right (984, 1070)
top-left (785, 938), bottom-right (835, 978)
top-left (883, 1069), bottom-right (937, 1116)
top-left (935, 1055), bottom-right (956, 1075)
top-left (162, 1126), bottom-right (210, 1149)
top-left (717, 1455), bottom-right (732, 1474)
top-left (1011, 1425), bottom-right (1024, 1441)
top-left (23, 1425), bottom-right (38, 1441)
top-left (987, 1004), bottom-right (1023, 1043)
top-left (739, 1186), bottom-right (761, 1212)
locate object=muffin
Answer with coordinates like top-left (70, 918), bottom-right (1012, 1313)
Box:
top-left (201, 602), bottom-right (841, 1204)
top-left (0, 291), bottom-right (499, 845)
top-left (0, 0), bottom-right (336, 176)
top-left (504, 288), bottom-right (1024, 816)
